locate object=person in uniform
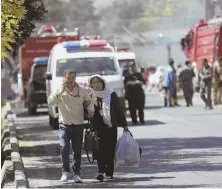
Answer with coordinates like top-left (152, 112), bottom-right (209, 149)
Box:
top-left (212, 57), bottom-right (222, 105)
top-left (124, 66), bottom-right (145, 124)
top-left (179, 60), bottom-right (195, 106)
top-left (199, 58), bottom-right (213, 110)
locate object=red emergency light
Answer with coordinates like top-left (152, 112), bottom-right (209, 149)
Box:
top-left (93, 35), bottom-right (100, 40)
top-left (57, 37), bottom-right (63, 43)
top-left (44, 26), bottom-right (53, 33)
top-left (89, 40), bottom-right (107, 47)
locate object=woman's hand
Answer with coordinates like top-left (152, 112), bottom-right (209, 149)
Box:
top-left (123, 126), bottom-right (128, 132)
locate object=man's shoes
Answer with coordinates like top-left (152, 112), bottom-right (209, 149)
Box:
top-left (96, 173), bottom-right (105, 181)
top-left (186, 103), bottom-right (190, 107)
top-left (60, 172), bottom-right (69, 182)
top-left (73, 174), bottom-right (83, 183)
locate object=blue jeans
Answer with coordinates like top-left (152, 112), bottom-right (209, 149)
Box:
top-left (59, 124), bottom-right (84, 174)
top-left (167, 87), bottom-right (174, 107)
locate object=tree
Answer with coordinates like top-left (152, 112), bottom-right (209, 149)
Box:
top-left (12, 0), bottom-right (47, 50)
top-left (1, 0), bottom-right (25, 61)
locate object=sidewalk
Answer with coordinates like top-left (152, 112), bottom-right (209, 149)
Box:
top-left (15, 116), bottom-right (150, 188)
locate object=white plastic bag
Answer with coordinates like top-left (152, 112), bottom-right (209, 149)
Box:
top-left (115, 131), bottom-right (140, 167)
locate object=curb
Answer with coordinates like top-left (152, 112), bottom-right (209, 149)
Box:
top-left (8, 112), bottom-right (29, 189)
top-left (1, 102), bottom-right (29, 188)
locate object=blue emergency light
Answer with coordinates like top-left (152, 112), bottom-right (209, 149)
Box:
top-left (63, 41), bottom-right (81, 48)
top-left (63, 40), bottom-right (107, 49)
top-left (33, 57), bottom-right (49, 64)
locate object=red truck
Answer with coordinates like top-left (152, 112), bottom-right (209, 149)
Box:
top-left (180, 17), bottom-right (222, 91)
top-left (17, 27), bottom-right (80, 110)
top-left (180, 17), bottom-right (222, 70)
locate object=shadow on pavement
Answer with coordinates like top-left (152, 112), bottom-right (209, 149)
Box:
top-left (16, 110), bottom-right (48, 118)
top-left (128, 120), bottom-right (166, 126)
top-left (144, 105), bottom-right (164, 110)
top-left (20, 136), bottom-right (222, 187)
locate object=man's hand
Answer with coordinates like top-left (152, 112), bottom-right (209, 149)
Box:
top-left (123, 126), bottom-right (128, 132)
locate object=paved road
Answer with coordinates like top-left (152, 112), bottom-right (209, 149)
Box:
top-left (14, 92), bottom-right (222, 188)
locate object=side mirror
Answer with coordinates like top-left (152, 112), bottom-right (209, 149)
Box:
top-left (45, 72), bottom-right (52, 80)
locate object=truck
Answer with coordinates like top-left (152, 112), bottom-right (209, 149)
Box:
top-left (180, 17), bottom-right (222, 91)
top-left (17, 26), bottom-right (80, 112)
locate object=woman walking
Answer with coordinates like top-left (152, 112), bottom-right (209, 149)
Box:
top-left (89, 75), bottom-right (128, 181)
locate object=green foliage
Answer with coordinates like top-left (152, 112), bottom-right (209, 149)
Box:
top-left (1, 0), bottom-right (25, 61)
top-left (12, 0), bottom-right (47, 50)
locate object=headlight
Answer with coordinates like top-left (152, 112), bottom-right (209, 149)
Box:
top-left (114, 88), bottom-right (125, 97)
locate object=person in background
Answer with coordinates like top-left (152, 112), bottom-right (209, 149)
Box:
top-left (163, 59), bottom-right (177, 107)
top-left (179, 60), bottom-right (195, 107)
top-left (170, 59), bottom-right (180, 106)
top-left (89, 75), bottom-right (128, 181)
top-left (199, 58), bottom-right (213, 110)
top-left (212, 57), bottom-right (222, 105)
top-left (124, 66), bottom-right (145, 124)
top-left (141, 68), bottom-right (149, 86)
top-left (48, 69), bottom-right (94, 183)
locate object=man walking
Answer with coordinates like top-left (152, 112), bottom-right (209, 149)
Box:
top-left (213, 57), bottom-right (222, 105)
top-left (164, 59), bottom-right (177, 107)
top-left (199, 59), bottom-right (213, 110)
top-left (179, 60), bottom-right (195, 106)
top-left (124, 66), bottom-right (145, 124)
top-left (48, 69), bottom-right (94, 183)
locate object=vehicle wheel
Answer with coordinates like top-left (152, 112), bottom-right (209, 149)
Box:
top-left (28, 101), bottom-right (37, 115)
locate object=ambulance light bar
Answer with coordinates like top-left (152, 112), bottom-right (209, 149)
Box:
top-left (33, 57), bottom-right (49, 64)
top-left (63, 40), bottom-right (107, 49)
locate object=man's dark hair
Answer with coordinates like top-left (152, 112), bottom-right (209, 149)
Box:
top-left (63, 68), bottom-right (76, 76)
top-left (169, 58), bottom-right (174, 65)
top-left (202, 58), bottom-right (208, 64)
top-left (185, 60), bottom-right (190, 66)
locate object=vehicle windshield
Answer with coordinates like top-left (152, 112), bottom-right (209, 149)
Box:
top-left (33, 65), bottom-right (47, 79)
top-left (56, 57), bottom-right (119, 77)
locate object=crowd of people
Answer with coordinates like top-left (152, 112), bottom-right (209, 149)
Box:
top-left (160, 57), bottom-right (222, 109)
top-left (47, 57), bottom-right (222, 183)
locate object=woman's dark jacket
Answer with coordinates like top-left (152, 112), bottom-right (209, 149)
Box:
top-left (91, 91), bottom-right (127, 129)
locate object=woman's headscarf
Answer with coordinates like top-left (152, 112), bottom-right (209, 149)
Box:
top-left (89, 74), bottom-right (113, 127)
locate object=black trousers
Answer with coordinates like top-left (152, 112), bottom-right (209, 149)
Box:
top-left (128, 93), bottom-right (145, 123)
top-left (96, 126), bottom-right (117, 176)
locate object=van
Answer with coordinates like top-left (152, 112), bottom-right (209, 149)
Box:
top-left (116, 51), bottom-right (139, 77)
top-left (45, 40), bottom-right (125, 129)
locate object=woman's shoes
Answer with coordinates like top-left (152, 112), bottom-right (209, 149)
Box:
top-left (96, 173), bottom-right (105, 181)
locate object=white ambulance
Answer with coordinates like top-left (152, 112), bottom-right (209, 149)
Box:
top-left (45, 40), bottom-right (125, 129)
top-left (116, 50), bottom-right (139, 77)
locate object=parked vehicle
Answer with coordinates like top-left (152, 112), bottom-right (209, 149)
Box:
top-left (25, 57), bottom-right (48, 114)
